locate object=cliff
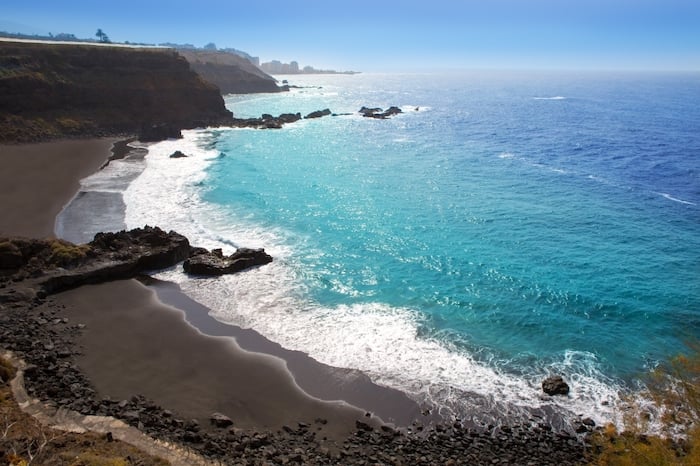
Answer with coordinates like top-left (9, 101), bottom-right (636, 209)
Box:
top-left (0, 41), bottom-right (234, 143)
top-left (176, 49), bottom-right (286, 94)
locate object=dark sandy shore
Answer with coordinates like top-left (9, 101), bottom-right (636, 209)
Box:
top-left (0, 139), bottom-right (114, 238)
top-left (0, 138), bottom-right (591, 464)
top-left (54, 278), bottom-right (425, 439)
top-left (0, 138), bottom-right (426, 434)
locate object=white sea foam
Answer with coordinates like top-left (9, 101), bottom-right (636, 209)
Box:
top-left (78, 144), bottom-right (147, 193)
top-left (534, 96), bottom-right (566, 100)
top-left (124, 129), bottom-right (625, 429)
top-left (656, 192), bottom-right (696, 206)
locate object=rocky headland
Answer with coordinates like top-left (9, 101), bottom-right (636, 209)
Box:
top-left (0, 41), bottom-right (234, 143)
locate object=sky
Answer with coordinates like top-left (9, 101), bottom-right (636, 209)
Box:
top-left (1, 0), bottom-right (699, 72)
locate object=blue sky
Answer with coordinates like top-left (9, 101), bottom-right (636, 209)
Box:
top-left (1, 1), bottom-right (699, 71)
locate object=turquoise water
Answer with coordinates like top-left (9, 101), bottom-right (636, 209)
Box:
top-left (125, 71), bottom-right (700, 424)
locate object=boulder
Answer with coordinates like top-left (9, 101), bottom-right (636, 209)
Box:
top-left (183, 247), bottom-right (272, 276)
top-left (0, 241), bottom-right (24, 269)
top-left (210, 412), bottom-right (234, 428)
top-left (542, 375), bottom-right (570, 396)
top-left (169, 150), bottom-right (188, 158)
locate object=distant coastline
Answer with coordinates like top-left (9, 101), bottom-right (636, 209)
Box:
top-left (260, 59), bottom-right (360, 75)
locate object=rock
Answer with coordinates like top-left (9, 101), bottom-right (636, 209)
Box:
top-left (169, 150), bottom-right (188, 158)
top-left (0, 241), bottom-right (24, 269)
top-left (304, 109), bottom-right (332, 119)
top-left (139, 123), bottom-right (183, 142)
top-left (359, 106), bottom-right (382, 117)
top-left (355, 420), bottom-right (373, 432)
top-left (4, 226), bottom-right (193, 296)
top-left (542, 375), bottom-right (570, 396)
top-left (210, 412), bottom-right (234, 428)
top-left (183, 247), bottom-right (272, 276)
top-left (359, 106), bottom-right (403, 119)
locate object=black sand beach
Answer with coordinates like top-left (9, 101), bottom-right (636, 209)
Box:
top-left (0, 138), bottom-right (592, 464)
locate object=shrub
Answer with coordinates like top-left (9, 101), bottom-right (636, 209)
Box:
top-left (48, 240), bottom-right (91, 268)
top-left (590, 342), bottom-right (700, 465)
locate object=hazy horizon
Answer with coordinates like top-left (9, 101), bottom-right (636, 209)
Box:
top-left (2, 0), bottom-right (699, 72)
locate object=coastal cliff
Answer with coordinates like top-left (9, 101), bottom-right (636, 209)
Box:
top-left (0, 41), bottom-right (234, 143)
top-left (177, 49), bottom-right (286, 94)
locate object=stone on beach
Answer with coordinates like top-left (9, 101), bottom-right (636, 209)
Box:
top-left (210, 412), bottom-right (234, 428)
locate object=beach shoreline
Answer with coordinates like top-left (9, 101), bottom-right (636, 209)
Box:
top-left (1, 136), bottom-right (426, 428)
top-left (0, 136), bottom-right (591, 463)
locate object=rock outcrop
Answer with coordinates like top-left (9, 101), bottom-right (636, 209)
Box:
top-left (359, 106), bottom-right (403, 119)
top-left (0, 41), bottom-right (234, 143)
top-left (305, 109), bottom-right (332, 119)
top-left (0, 227), bottom-right (191, 296)
top-left (0, 227), bottom-right (274, 298)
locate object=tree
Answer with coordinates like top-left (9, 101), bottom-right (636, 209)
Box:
top-left (95, 28), bottom-right (110, 43)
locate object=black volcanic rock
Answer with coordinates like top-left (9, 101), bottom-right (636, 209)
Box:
top-left (169, 150), bottom-right (188, 158)
top-left (0, 226), bottom-right (191, 297)
top-left (542, 375), bottom-right (570, 396)
top-left (140, 124), bottom-right (183, 142)
top-left (183, 247), bottom-right (272, 276)
top-left (304, 108), bottom-right (332, 119)
top-left (359, 106), bottom-right (403, 119)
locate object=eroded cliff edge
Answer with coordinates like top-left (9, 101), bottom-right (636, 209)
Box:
top-left (177, 49), bottom-right (286, 94)
top-left (0, 41), bottom-right (234, 143)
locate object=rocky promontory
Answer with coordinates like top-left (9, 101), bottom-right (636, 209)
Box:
top-left (0, 41), bottom-right (234, 143)
top-left (0, 226), bottom-right (272, 298)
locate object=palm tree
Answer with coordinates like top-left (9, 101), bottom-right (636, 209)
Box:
top-left (95, 29), bottom-right (109, 43)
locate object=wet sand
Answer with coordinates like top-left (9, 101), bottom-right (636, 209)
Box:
top-left (0, 139), bottom-right (114, 238)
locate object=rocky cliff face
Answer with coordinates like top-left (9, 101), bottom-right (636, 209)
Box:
top-left (176, 49), bottom-right (285, 94)
top-left (0, 41), bottom-right (234, 143)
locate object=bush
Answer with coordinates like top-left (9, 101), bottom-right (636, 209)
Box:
top-left (590, 342), bottom-right (700, 465)
top-left (48, 240), bottom-right (91, 268)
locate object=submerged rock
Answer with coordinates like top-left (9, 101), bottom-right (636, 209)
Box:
top-left (169, 150), bottom-right (188, 158)
top-left (542, 375), bottom-right (570, 396)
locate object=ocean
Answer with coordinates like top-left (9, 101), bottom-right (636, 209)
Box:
top-left (69, 71), bottom-right (700, 428)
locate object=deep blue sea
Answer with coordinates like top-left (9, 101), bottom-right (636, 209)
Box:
top-left (121, 71), bottom-right (700, 426)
